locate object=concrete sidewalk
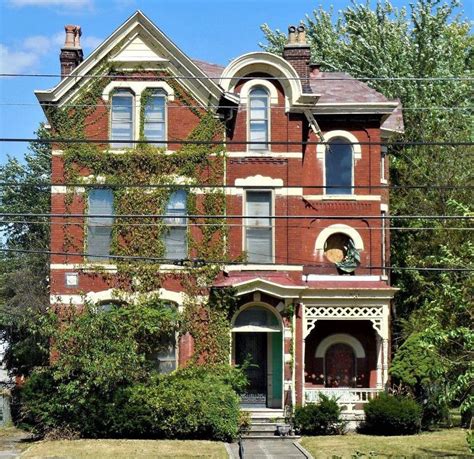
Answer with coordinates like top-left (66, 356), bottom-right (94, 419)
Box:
top-left (226, 438), bottom-right (312, 459)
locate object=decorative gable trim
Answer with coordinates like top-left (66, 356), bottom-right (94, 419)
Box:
top-left (35, 10), bottom-right (225, 109)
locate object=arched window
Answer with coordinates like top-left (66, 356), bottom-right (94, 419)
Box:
top-left (110, 89), bottom-right (134, 148)
top-left (233, 306), bottom-right (280, 332)
top-left (143, 89), bottom-right (166, 146)
top-left (326, 138), bottom-right (353, 194)
top-left (163, 190), bottom-right (187, 260)
top-left (248, 87), bottom-right (269, 151)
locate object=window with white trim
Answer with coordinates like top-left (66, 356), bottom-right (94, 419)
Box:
top-left (110, 89), bottom-right (134, 148)
top-left (248, 87), bottom-right (269, 151)
top-left (154, 333), bottom-right (177, 374)
top-left (245, 191), bottom-right (272, 263)
top-left (144, 89), bottom-right (166, 145)
top-left (163, 190), bottom-right (187, 260)
top-left (87, 188), bottom-right (114, 261)
top-left (326, 138), bottom-right (353, 194)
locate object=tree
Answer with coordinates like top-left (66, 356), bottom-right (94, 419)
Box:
top-left (262, 0), bottom-right (473, 419)
top-left (0, 124), bottom-right (51, 376)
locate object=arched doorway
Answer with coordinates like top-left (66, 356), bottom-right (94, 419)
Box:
top-left (325, 343), bottom-right (356, 387)
top-left (232, 305), bottom-right (283, 408)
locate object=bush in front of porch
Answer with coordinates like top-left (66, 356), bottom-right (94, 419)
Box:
top-left (293, 394), bottom-right (345, 435)
top-left (360, 393), bottom-right (422, 435)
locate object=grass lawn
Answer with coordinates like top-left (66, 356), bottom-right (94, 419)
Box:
top-left (20, 439), bottom-right (228, 458)
top-left (300, 428), bottom-right (471, 458)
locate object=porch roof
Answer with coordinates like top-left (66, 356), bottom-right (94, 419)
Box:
top-left (213, 272), bottom-right (397, 298)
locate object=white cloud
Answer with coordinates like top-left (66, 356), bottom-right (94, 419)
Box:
top-left (0, 44), bottom-right (39, 74)
top-left (81, 35), bottom-right (103, 50)
top-left (9, 0), bottom-right (93, 7)
top-left (0, 33), bottom-right (103, 73)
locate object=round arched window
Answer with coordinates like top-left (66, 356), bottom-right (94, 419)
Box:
top-left (233, 306), bottom-right (280, 332)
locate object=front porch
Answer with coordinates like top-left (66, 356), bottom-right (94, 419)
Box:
top-left (305, 387), bottom-right (382, 413)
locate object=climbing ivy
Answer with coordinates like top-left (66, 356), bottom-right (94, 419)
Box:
top-left (47, 64), bottom-right (237, 364)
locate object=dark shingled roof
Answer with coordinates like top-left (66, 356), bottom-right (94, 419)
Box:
top-left (192, 58), bottom-right (403, 132)
top-left (309, 71), bottom-right (390, 103)
top-left (192, 59), bottom-right (225, 80)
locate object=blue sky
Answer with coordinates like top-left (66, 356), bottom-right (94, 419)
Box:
top-left (0, 0), bottom-right (472, 164)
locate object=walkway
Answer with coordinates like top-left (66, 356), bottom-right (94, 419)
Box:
top-left (227, 439), bottom-right (311, 459)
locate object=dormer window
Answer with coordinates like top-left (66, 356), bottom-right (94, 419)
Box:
top-left (248, 87), bottom-right (269, 151)
top-left (326, 138), bottom-right (353, 194)
top-left (110, 89), bottom-right (134, 148)
top-left (144, 89), bottom-right (166, 146)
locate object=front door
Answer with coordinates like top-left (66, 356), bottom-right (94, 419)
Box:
top-left (235, 332), bottom-right (267, 406)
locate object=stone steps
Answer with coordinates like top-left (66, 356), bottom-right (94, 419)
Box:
top-left (241, 408), bottom-right (298, 439)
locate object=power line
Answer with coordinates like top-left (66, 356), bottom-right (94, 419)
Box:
top-left (1, 212), bottom-right (472, 220)
top-left (1, 219), bottom-right (472, 231)
top-left (1, 72), bottom-right (472, 82)
top-left (1, 137), bottom-right (473, 147)
top-left (0, 102), bottom-right (472, 112)
top-left (0, 182), bottom-right (472, 191)
top-left (0, 247), bottom-right (472, 272)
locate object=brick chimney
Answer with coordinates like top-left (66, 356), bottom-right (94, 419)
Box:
top-left (60, 25), bottom-right (83, 79)
top-left (283, 24), bottom-right (311, 92)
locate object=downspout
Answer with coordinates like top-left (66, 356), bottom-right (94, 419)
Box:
top-left (361, 127), bottom-right (373, 275)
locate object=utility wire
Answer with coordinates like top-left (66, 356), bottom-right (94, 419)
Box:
top-left (1, 219), bottom-right (472, 231)
top-left (1, 212), bottom-right (472, 220)
top-left (1, 138), bottom-right (473, 147)
top-left (0, 102), bottom-right (472, 111)
top-left (1, 73), bottom-right (472, 82)
top-left (1, 247), bottom-right (472, 272)
top-left (0, 182), bottom-right (472, 191)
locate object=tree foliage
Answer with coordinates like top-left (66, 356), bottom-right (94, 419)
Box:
top-left (0, 124), bottom-right (51, 375)
top-left (262, 0), bottom-right (473, 416)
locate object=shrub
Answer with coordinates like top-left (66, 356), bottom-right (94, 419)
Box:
top-left (294, 394), bottom-right (345, 435)
top-left (362, 393), bottom-right (422, 435)
top-left (20, 365), bottom-right (241, 441)
top-left (110, 370), bottom-right (240, 441)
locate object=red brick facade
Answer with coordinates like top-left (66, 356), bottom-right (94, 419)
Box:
top-left (39, 11), bottom-right (401, 411)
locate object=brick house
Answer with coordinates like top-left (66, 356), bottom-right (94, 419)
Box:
top-left (36, 11), bottom-right (402, 418)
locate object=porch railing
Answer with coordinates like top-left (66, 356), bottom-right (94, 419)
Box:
top-left (304, 388), bottom-right (382, 412)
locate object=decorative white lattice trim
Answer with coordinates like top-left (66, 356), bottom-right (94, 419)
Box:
top-left (304, 305), bottom-right (386, 338)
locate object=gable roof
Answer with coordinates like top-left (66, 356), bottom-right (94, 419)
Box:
top-left (35, 10), bottom-right (402, 132)
top-left (35, 10), bottom-right (226, 107)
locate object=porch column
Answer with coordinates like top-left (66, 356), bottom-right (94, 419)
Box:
top-left (376, 335), bottom-right (383, 389)
top-left (295, 302), bottom-right (304, 405)
top-left (382, 338), bottom-right (389, 387)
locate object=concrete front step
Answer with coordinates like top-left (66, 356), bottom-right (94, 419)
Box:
top-left (242, 434), bottom-right (301, 440)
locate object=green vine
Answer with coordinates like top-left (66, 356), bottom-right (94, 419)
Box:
top-left (48, 64), bottom-right (237, 364)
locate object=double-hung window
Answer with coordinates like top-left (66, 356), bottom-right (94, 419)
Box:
top-left (143, 89), bottom-right (166, 146)
top-left (87, 188), bottom-right (114, 261)
top-left (248, 87), bottom-right (269, 151)
top-left (111, 89), bottom-right (134, 148)
top-left (154, 333), bottom-right (177, 374)
top-left (245, 191), bottom-right (273, 263)
top-left (325, 138), bottom-right (353, 194)
top-left (163, 190), bottom-right (187, 260)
